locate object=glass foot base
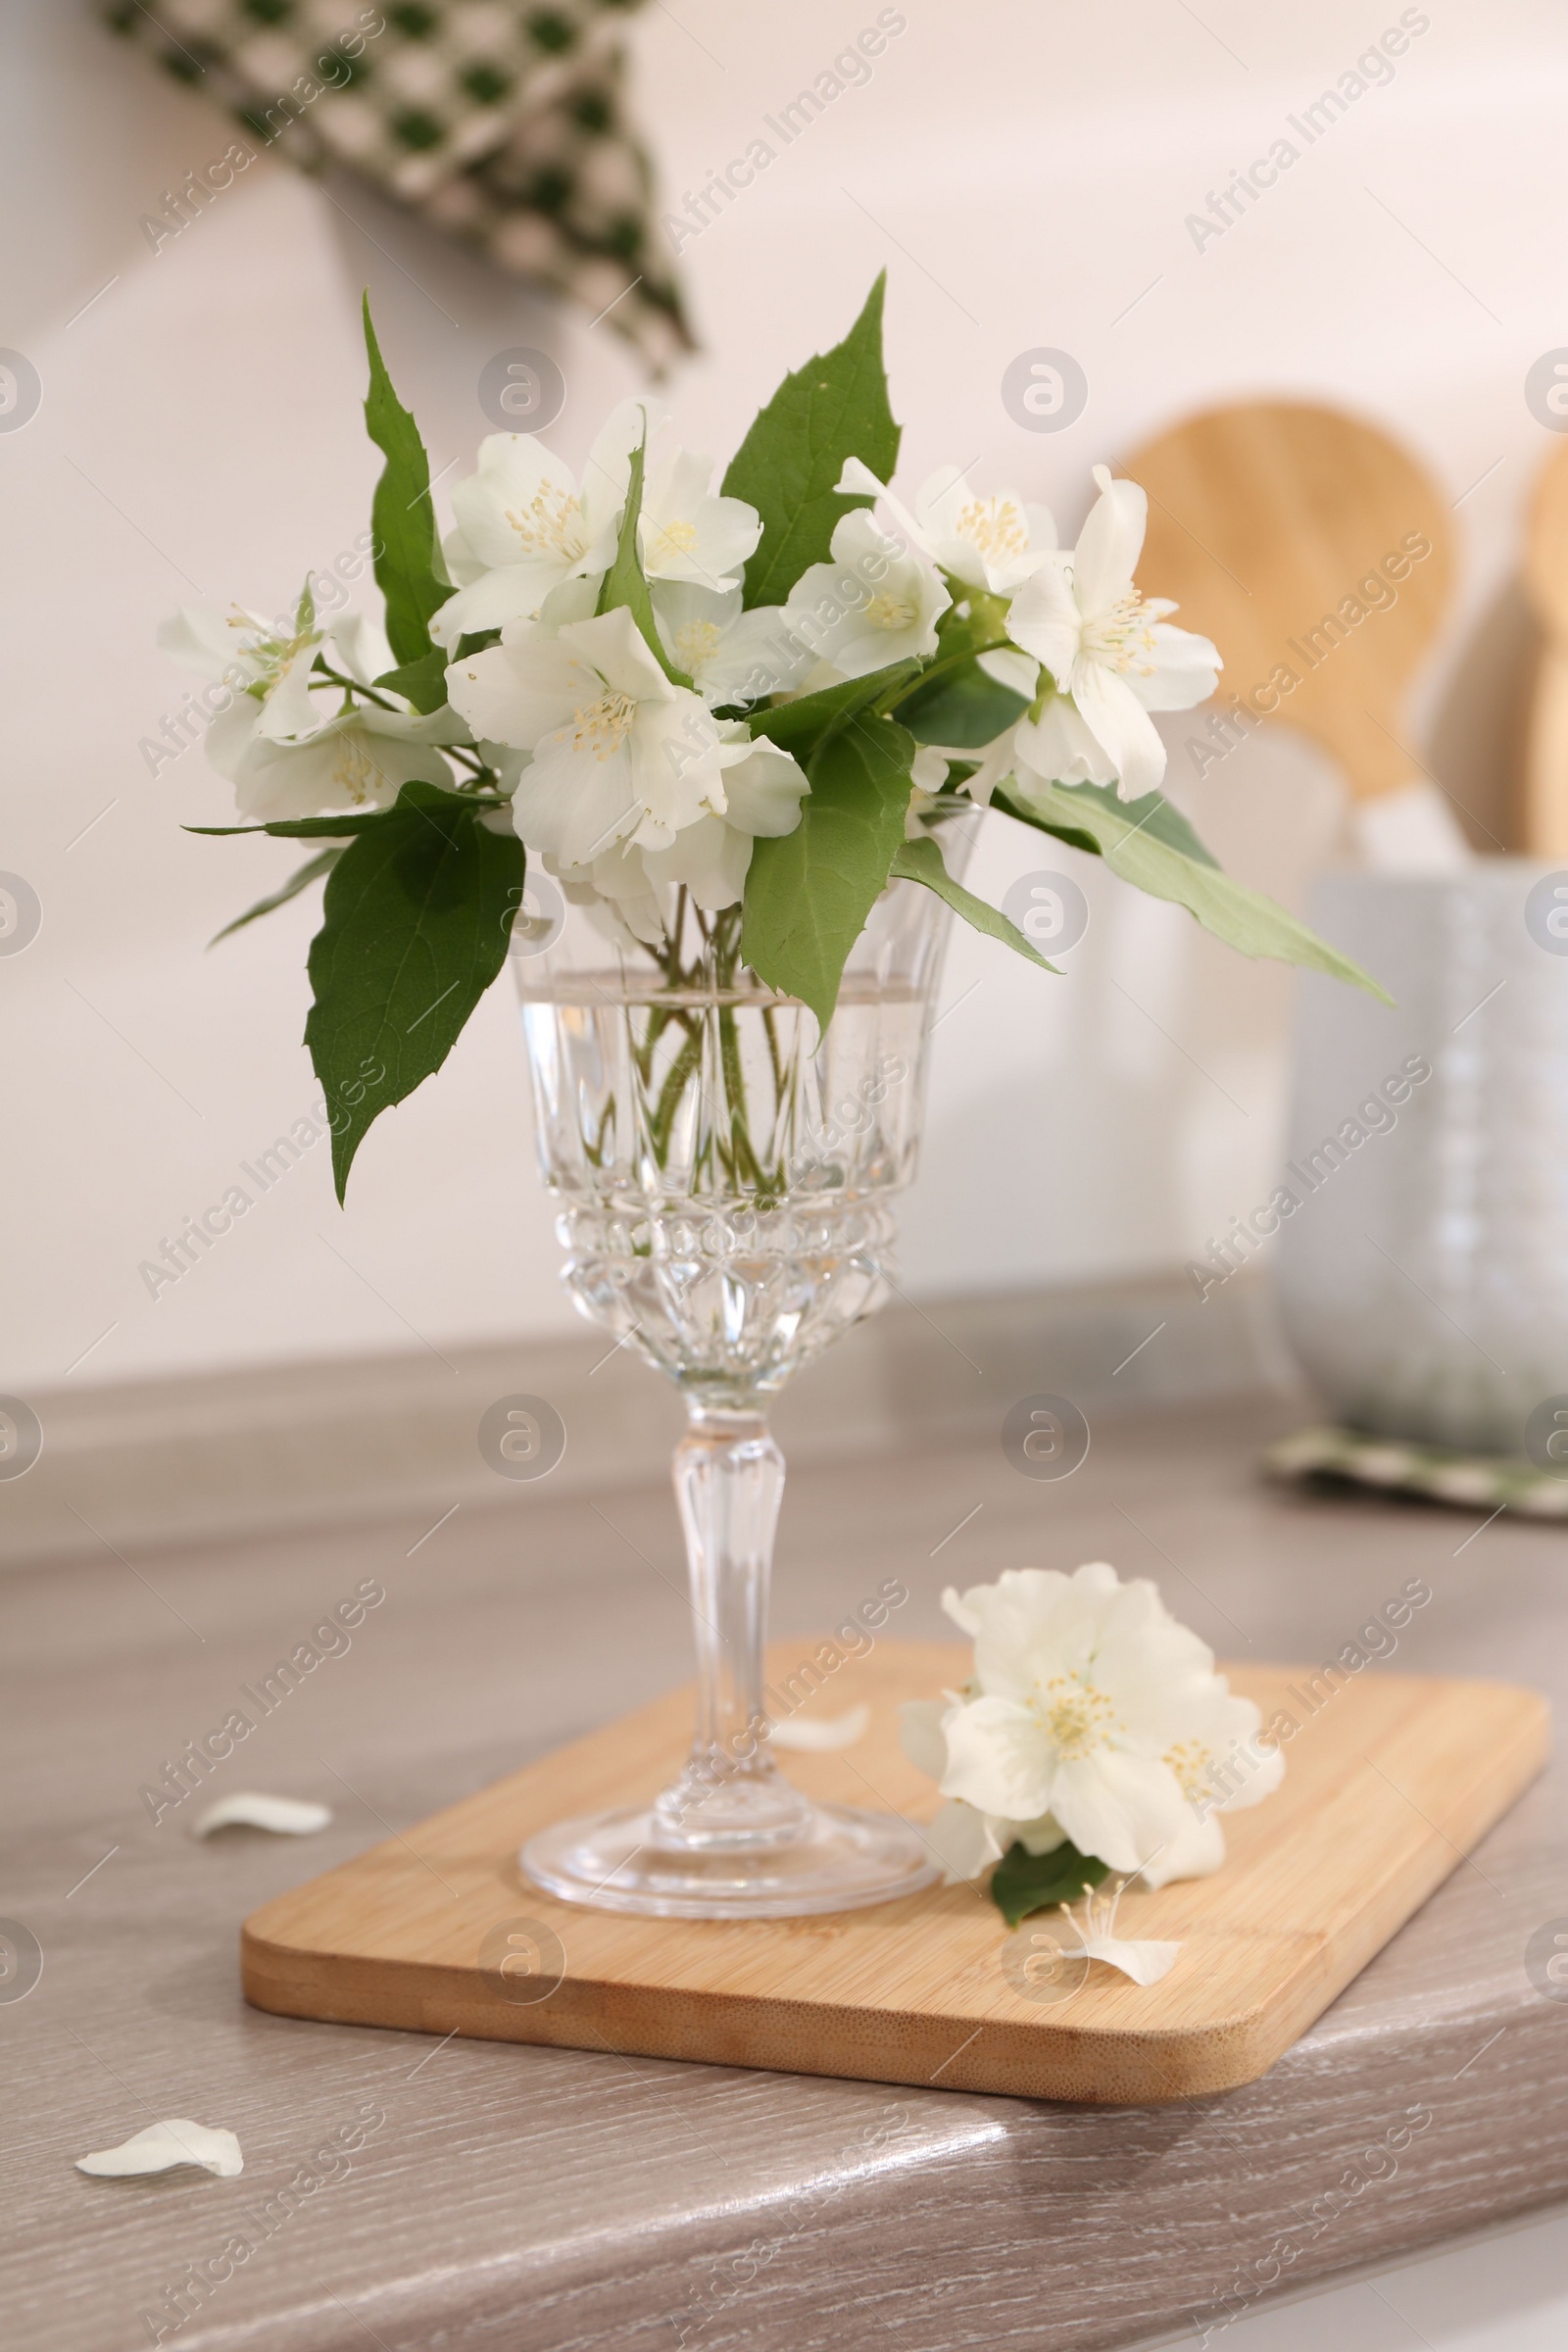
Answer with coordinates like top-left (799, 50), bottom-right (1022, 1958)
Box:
top-left (520, 1799), bottom-right (940, 1919)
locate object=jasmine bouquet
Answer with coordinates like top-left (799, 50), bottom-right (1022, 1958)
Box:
top-left (172, 276), bottom-right (1376, 1198)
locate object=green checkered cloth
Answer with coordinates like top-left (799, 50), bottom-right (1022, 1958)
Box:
top-left (103, 0), bottom-right (691, 368)
top-left (1264, 1425), bottom-right (1568, 1520)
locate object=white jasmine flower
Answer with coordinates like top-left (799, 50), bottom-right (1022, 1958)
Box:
top-left (902, 1563), bottom-right (1282, 1888)
top-left (160, 601), bottom-right (457, 822)
top-left (553, 723), bottom-right (808, 932)
top-left (537, 717), bottom-right (808, 948)
top-left (651, 580), bottom-right (811, 707)
top-left (160, 599), bottom-right (313, 730)
top-left (783, 509), bottom-right (950, 679)
top-left (637, 816), bottom-right (749, 914)
top-left (1002, 466), bottom-right (1220, 800)
top-left (555, 839), bottom-right (669, 953)
top-left (207, 703), bottom-right (458, 826)
top-left (446, 605), bottom-right (728, 866)
top-left (838, 457), bottom-right (1055, 594)
top-left (717, 727), bottom-right (810, 838)
top-left (432, 409), bottom-right (762, 646)
top-left (919, 467), bottom-right (1056, 592)
top-left (429, 405), bottom-right (641, 646)
top-left (965, 688), bottom-right (1119, 808)
top-left (638, 448), bottom-right (761, 591)
top-left (643, 728), bottom-right (808, 908)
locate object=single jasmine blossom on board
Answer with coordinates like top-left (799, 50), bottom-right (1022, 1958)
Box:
top-left (902, 1562), bottom-right (1283, 1931)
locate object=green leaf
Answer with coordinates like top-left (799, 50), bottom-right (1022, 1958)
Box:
top-left (454, 628), bottom-right (502, 663)
top-left (185, 795), bottom-right (506, 841)
top-left (186, 819), bottom-right (372, 839)
top-left (995, 779), bottom-right (1391, 1000)
top-left (1059, 777), bottom-right (1221, 869)
top-left (891, 837), bottom-right (1058, 973)
top-left (304, 780), bottom-right (523, 1198)
top-left (748, 661), bottom-right (918, 762)
top-left (741, 712), bottom-right (915, 1030)
top-left (595, 425), bottom-right (688, 682)
top-left (208, 847), bottom-right (344, 945)
top-left (375, 649), bottom-right (450, 713)
top-left (897, 662), bottom-right (1029, 749)
top-left (362, 296), bottom-right (451, 700)
top-left (990, 1838), bottom-right (1109, 1931)
top-left (721, 273), bottom-right (901, 610)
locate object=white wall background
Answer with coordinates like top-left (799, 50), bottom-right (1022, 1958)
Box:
top-left (3, 0), bottom-right (1567, 1391)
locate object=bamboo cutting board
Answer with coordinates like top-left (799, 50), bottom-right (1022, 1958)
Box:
top-left (242, 1641), bottom-right (1546, 2105)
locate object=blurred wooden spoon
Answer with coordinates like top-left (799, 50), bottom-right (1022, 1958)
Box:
top-left (1123, 401), bottom-right (1468, 868)
top-left (1522, 434), bottom-right (1568, 857)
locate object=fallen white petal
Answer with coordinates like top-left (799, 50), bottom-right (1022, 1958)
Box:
top-left (192, 1792), bottom-right (332, 1838)
top-left (1081, 1936), bottom-right (1181, 1986)
top-left (769, 1704), bottom-right (870, 1752)
top-left (75, 2121), bottom-right (243, 2178)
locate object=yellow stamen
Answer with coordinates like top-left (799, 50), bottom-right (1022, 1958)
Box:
top-left (570, 689), bottom-right (637, 760)
top-left (648, 516), bottom-right (699, 560)
top-left (1083, 589), bottom-right (1159, 677)
top-left (330, 735), bottom-right (384, 808)
top-left (865, 592), bottom-right (916, 631)
top-left (957, 496), bottom-right (1028, 563)
top-left (673, 619), bottom-right (722, 672)
top-left (504, 486), bottom-right (587, 561)
top-left (1163, 1740), bottom-right (1213, 1800)
top-left (1033, 1674), bottom-right (1118, 1760)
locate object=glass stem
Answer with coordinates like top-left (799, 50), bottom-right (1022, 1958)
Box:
top-left (653, 1404), bottom-right (812, 1850)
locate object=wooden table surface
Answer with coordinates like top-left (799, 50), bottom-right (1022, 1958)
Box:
top-left (3, 1393), bottom-right (1566, 2352)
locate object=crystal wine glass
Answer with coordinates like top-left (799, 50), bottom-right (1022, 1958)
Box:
top-left (512, 826), bottom-right (971, 1917)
